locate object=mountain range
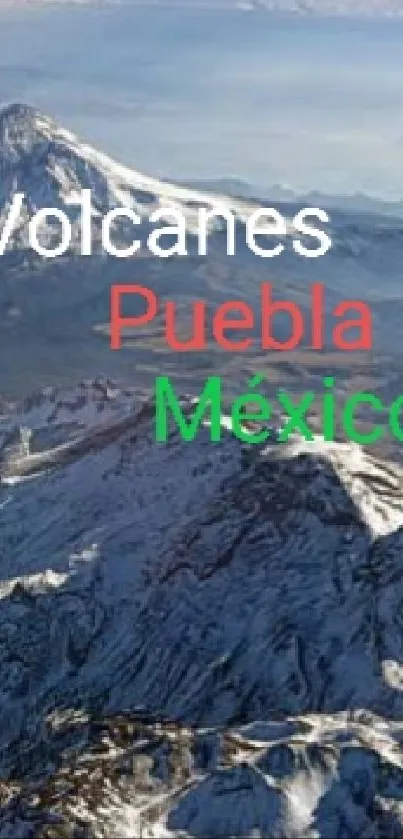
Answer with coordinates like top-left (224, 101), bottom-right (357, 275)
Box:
top-left (1, 102), bottom-right (403, 401)
top-left (185, 178), bottom-right (403, 220)
top-left (2, 102), bottom-right (403, 836)
top-left (1, 380), bottom-right (403, 836)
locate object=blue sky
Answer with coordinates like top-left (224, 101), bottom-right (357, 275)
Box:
top-left (0, 2), bottom-right (403, 198)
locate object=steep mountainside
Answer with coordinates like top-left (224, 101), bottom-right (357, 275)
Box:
top-left (1, 381), bottom-right (403, 835)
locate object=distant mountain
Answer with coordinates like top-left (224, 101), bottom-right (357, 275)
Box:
top-left (181, 176), bottom-right (260, 200)
top-left (272, 186), bottom-right (403, 220)
top-left (186, 177), bottom-right (403, 220)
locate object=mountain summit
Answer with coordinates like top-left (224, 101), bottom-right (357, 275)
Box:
top-left (0, 102), bottom-right (258, 255)
top-left (0, 103), bottom-right (59, 172)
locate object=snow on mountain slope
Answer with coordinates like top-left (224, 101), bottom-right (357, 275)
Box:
top-left (1, 103), bottom-right (402, 313)
top-left (1, 103), bottom-right (401, 297)
top-left (0, 103), bottom-right (260, 253)
top-left (2, 380), bottom-right (403, 835)
top-left (3, 708), bottom-right (403, 838)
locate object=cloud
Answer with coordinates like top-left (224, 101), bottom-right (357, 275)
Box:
top-left (249, 0), bottom-right (403, 16)
top-left (1, 0), bottom-right (403, 15)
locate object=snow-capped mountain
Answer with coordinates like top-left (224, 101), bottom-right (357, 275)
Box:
top-left (2, 101), bottom-right (403, 406)
top-left (2, 379), bottom-right (403, 835)
top-left (0, 102), bottom-right (401, 294)
top-left (0, 102), bottom-right (259, 255)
